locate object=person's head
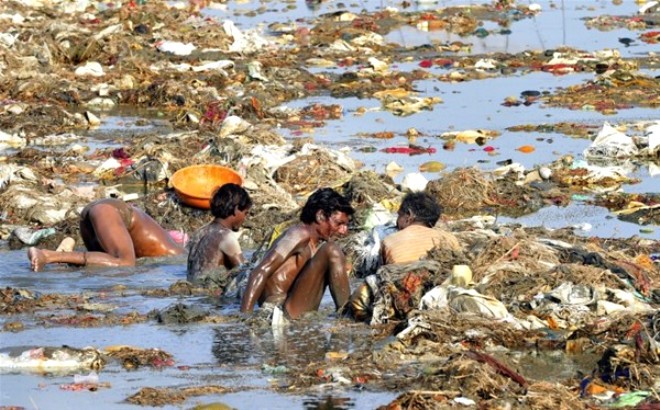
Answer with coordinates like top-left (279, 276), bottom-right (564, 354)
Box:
top-left (300, 187), bottom-right (354, 239)
top-left (210, 183), bottom-right (252, 228)
top-left (397, 192), bottom-right (442, 230)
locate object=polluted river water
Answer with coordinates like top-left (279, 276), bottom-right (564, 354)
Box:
top-left (92, 0), bottom-right (658, 240)
top-left (0, 0), bottom-right (659, 409)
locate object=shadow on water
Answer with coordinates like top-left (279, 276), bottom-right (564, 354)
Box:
top-left (302, 395), bottom-right (354, 409)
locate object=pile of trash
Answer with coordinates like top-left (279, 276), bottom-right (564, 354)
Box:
top-left (543, 70), bottom-right (660, 114)
top-left (0, 118), bottom-right (657, 260)
top-left (297, 222), bottom-right (659, 407)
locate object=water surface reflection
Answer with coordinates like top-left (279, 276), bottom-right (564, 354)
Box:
top-left (213, 318), bottom-right (374, 369)
top-left (303, 395), bottom-right (354, 409)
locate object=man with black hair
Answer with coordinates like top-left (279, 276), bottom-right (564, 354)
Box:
top-left (187, 183), bottom-right (252, 286)
top-left (381, 191), bottom-right (460, 264)
top-left (349, 192), bottom-right (461, 322)
top-left (240, 187), bottom-right (355, 320)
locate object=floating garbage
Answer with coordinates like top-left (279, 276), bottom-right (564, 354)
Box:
top-left (0, 346), bottom-right (105, 373)
top-left (11, 227), bottom-right (56, 246)
top-left (223, 19), bottom-right (271, 53)
top-left (447, 287), bottom-right (510, 319)
top-left (170, 164), bottom-right (243, 209)
top-left (103, 345), bottom-right (174, 369)
top-left (73, 371), bottom-right (99, 384)
top-left (400, 172), bottom-right (428, 192)
top-left (261, 364), bottom-right (288, 374)
top-left (584, 122), bottom-right (639, 160)
top-left (381, 146), bottom-right (436, 154)
top-left (419, 160), bottom-right (446, 172)
top-left (516, 145), bottom-right (536, 153)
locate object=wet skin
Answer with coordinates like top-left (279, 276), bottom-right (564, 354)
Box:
top-left (187, 207), bottom-right (249, 279)
top-left (28, 198), bottom-right (184, 271)
top-left (240, 210), bottom-right (351, 319)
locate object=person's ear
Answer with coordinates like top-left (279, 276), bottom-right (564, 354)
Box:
top-left (316, 211), bottom-right (326, 223)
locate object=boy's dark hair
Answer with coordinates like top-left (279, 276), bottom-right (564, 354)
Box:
top-left (210, 183), bottom-right (252, 219)
top-left (300, 188), bottom-right (355, 223)
top-left (399, 192), bottom-right (442, 228)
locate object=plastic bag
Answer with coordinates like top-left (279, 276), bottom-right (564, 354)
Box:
top-left (584, 122), bottom-right (638, 160)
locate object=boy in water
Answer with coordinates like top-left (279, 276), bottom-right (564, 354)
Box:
top-left (240, 188), bottom-right (355, 320)
top-left (187, 183), bottom-right (252, 288)
top-left (27, 198), bottom-right (184, 271)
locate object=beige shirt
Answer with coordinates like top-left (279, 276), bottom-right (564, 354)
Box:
top-left (381, 225), bottom-right (461, 265)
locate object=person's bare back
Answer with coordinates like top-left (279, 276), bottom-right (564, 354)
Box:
top-left (185, 183), bottom-right (252, 286)
top-left (187, 223), bottom-right (242, 281)
top-left (28, 198), bottom-right (183, 271)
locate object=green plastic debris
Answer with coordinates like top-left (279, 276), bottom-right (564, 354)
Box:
top-left (261, 364), bottom-right (288, 374)
top-left (571, 194), bottom-right (591, 201)
top-left (610, 391), bottom-right (651, 408)
top-left (474, 28), bottom-right (489, 38)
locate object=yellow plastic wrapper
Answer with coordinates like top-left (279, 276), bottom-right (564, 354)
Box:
top-left (349, 282), bottom-right (374, 322)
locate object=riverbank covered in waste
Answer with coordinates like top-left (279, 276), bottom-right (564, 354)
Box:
top-left (0, 0), bottom-right (658, 409)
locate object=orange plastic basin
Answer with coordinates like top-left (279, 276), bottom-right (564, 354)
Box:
top-left (170, 164), bottom-right (243, 209)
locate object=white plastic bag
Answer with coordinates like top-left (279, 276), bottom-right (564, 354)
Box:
top-left (584, 122), bottom-right (638, 159)
top-left (156, 41), bottom-right (196, 56)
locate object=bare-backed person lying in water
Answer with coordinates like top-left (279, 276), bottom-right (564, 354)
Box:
top-left (27, 198), bottom-right (184, 271)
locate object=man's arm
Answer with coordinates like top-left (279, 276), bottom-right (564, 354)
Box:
top-left (240, 228), bottom-right (303, 312)
top-left (219, 233), bottom-right (245, 270)
top-left (239, 250), bottom-right (284, 312)
top-left (225, 252), bottom-right (245, 270)
top-left (380, 238), bottom-right (391, 266)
